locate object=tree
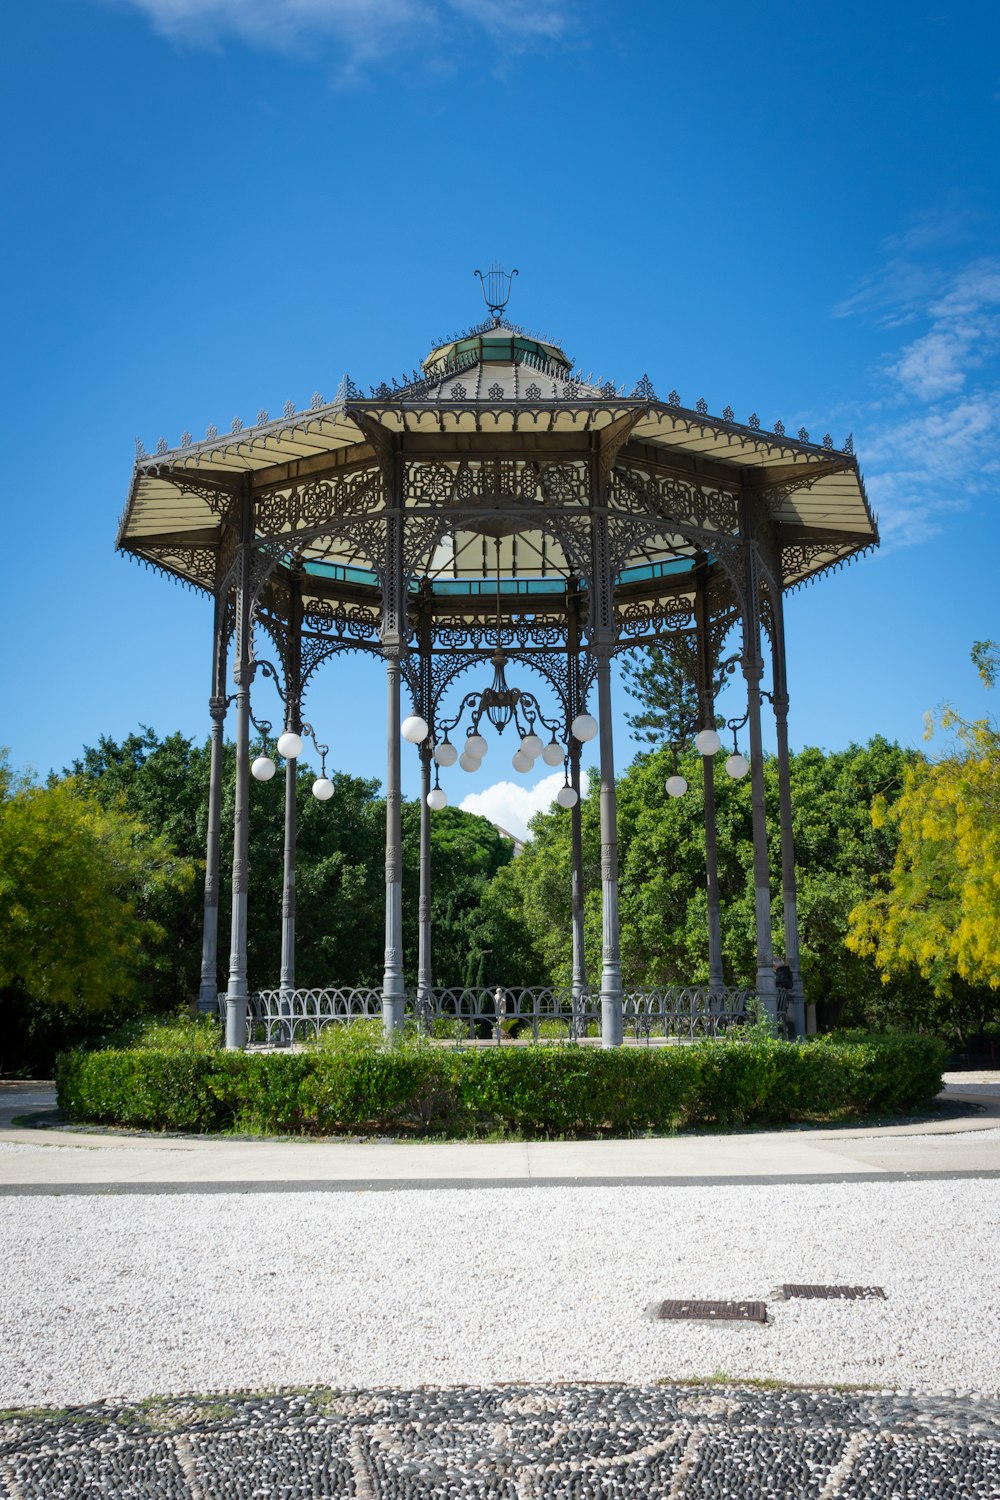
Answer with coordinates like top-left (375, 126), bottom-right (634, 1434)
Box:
top-left (400, 803), bottom-right (518, 988)
top-left (0, 758), bottom-right (194, 1071)
top-left (620, 636), bottom-right (730, 750)
top-left (68, 727), bottom-right (525, 1001)
top-left (847, 645), bottom-right (1000, 1031)
top-left (620, 639), bottom-right (702, 748)
top-left (485, 737), bottom-right (932, 1028)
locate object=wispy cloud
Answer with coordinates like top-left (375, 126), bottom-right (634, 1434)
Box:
top-left (889, 261), bottom-right (1000, 401)
top-left (839, 237), bottom-right (1000, 547)
top-left (460, 771), bottom-right (567, 843)
top-left (114, 0), bottom-right (570, 68)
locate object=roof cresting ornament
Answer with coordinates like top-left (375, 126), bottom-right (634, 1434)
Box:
top-left (474, 263), bottom-right (519, 325)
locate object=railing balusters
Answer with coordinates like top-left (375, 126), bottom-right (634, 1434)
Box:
top-left (222, 983), bottom-right (759, 1047)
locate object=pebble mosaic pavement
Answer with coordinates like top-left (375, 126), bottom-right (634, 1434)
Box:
top-left (2, 1384), bottom-right (998, 1499)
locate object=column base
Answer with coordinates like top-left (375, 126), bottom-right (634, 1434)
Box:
top-left (754, 968), bottom-right (779, 1026)
top-left (224, 995), bottom-right (247, 1051)
top-left (382, 994), bottom-right (406, 1038)
top-left (600, 991), bottom-right (623, 1048)
top-left (197, 980), bottom-right (219, 1017)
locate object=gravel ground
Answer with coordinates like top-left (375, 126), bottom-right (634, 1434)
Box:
top-left (1, 1180), bottom-right (998, 1408)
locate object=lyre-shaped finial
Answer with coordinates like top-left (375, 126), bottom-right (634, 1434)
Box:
top-left (474, 263), bottom-right (519, 325)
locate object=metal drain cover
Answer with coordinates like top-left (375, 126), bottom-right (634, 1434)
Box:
top-left (656, 1299), bottom-right (767, 1323)
top-left (781, 1284), bottom-right (886, 1301)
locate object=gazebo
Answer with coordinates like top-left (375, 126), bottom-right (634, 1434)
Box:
top-left (116, 272), bottom-right (878, 1048)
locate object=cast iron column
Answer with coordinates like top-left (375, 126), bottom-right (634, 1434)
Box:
top-left (567, 582), bottom-right (586, 1007)
top-left (569, 741), bottom-right (585, 1001)
top-left (695, 569), bottom-right (725, 990)
top-left (416, 591), bottom-right (433, 1012)
top-left (768, 569), bottom-right (807, 1037)
top-left (417, 741), bottom-right (432, 1009)
top-left (224, 485), bottom-right (256, 1050)
top-left (595, 646), bottom-right (623, 1045)
top-left (739, 489), bottom-right (778, 1020)
top-left (589, 455), bottom-right (623, 1045)
top-left (279, 583), bottom-right (303, 1033)
top-left (198, 589), bottom-right (228, 1015)
top-left (381, 483), bottom-right (407, 1036)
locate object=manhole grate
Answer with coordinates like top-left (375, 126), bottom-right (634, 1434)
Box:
top-left (656, 1299), bottom-right (767, 1323)
top-left (781, 1284), bottom-right (886, 1300)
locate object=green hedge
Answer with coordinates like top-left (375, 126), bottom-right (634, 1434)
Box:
top-left (54, 1031), bottom-right (947, 1139)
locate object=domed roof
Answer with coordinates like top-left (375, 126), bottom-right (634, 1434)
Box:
top-left (422, 319), bottom-right (571, 380)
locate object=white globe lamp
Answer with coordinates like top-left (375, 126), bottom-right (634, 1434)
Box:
top-left (571, 712), bottom-right (598, 742)
top-left (312, 777), bottom-right (334, 801)
top-left (401, 714), bottom-right (429, 745)
top-left (459, 751), bottom-right (479, 772)
top-left (251, 755), bottom-right (276, 781)
top-left (556, 785), bottom-right (579, 809)
top-left (725, 752), bottom-right (750, 780)
top-left (694, 728), bottom-right (721, 757)
top-left (426, 787), bottom-right (448, 811)
top-left (665, 774), bottom-right (688, 798)
top-left (465, 733), bottom-right (488, 759)
top-left (434, 739), bottom-right (458, 767)
top-left (276, 731), bottom-right (303, 759)
top-left (541, 738), bottom-right (565, 767)
top-left (520, 733), bottom-right (543, 760)
top-left (512, 750), bottom-right (532, 773)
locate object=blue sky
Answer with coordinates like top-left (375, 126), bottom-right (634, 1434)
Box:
top-left (2, 0), bottom-right (998, 833)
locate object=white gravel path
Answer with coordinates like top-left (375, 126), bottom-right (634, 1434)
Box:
top-left (1, 1180), bottom-right (998, 1407)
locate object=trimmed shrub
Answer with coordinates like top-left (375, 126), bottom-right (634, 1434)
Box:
top-left (54, 1029), bottom-right (948, 1139)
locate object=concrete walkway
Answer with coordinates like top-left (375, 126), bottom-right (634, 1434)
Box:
top-left (0, 1074), bottom-right (996, 1191)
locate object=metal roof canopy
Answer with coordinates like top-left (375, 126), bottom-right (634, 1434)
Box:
top-left (117, 317), bottom-right (878, 669)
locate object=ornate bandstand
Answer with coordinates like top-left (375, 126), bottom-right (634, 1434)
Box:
top-left (117, 270), bottom-right (878, 1047)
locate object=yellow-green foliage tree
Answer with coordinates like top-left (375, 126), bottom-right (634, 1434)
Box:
top-left (847, 643), bottom-right (1000, 1008)
top-left (0, 759), bottom-right (193, 1013)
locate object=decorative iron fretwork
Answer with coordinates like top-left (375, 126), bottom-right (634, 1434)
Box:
top-left (781, 541), bottom-right (836, 580)
top-left (614, 594), bottom-right (696, 645)
top-left (405, 457), bottom-right (589, 512)
top-left (611, 463), bottom-right (740, 536)
top-left (135, 544), bottom-right (217, 593)
top-left (302, 598), bottom-right (382, 642)
top-left (253, 468), bottom-right (385, 542)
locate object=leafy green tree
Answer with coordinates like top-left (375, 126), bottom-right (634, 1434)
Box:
top-left (67, 727), bottom-right (528, 1001)
top-left (400, 803), bottom-right (518, 987)
top-left (486, 737), bottom-right (934, 1028)
top-left (847, 646), bottom-right (1000, 1033)
top-left (0, 767), bottom-right (190, 1009)
top-left (69, 728), bottom-right (388, 996)
top-left (0, 757), bottom-right (194, 1071)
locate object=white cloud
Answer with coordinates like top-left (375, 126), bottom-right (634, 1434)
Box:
top-left (839, 245), bottom-right (1000, 547)
top-left (114, 0), bottom-right (569, 64)
top-left (889, 260), bottom-right (1000, 401)
top-left (459, 770), bottom-right (567, 843)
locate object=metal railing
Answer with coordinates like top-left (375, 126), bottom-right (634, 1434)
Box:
top-left (219, 984), bottom-right (773, 1047)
